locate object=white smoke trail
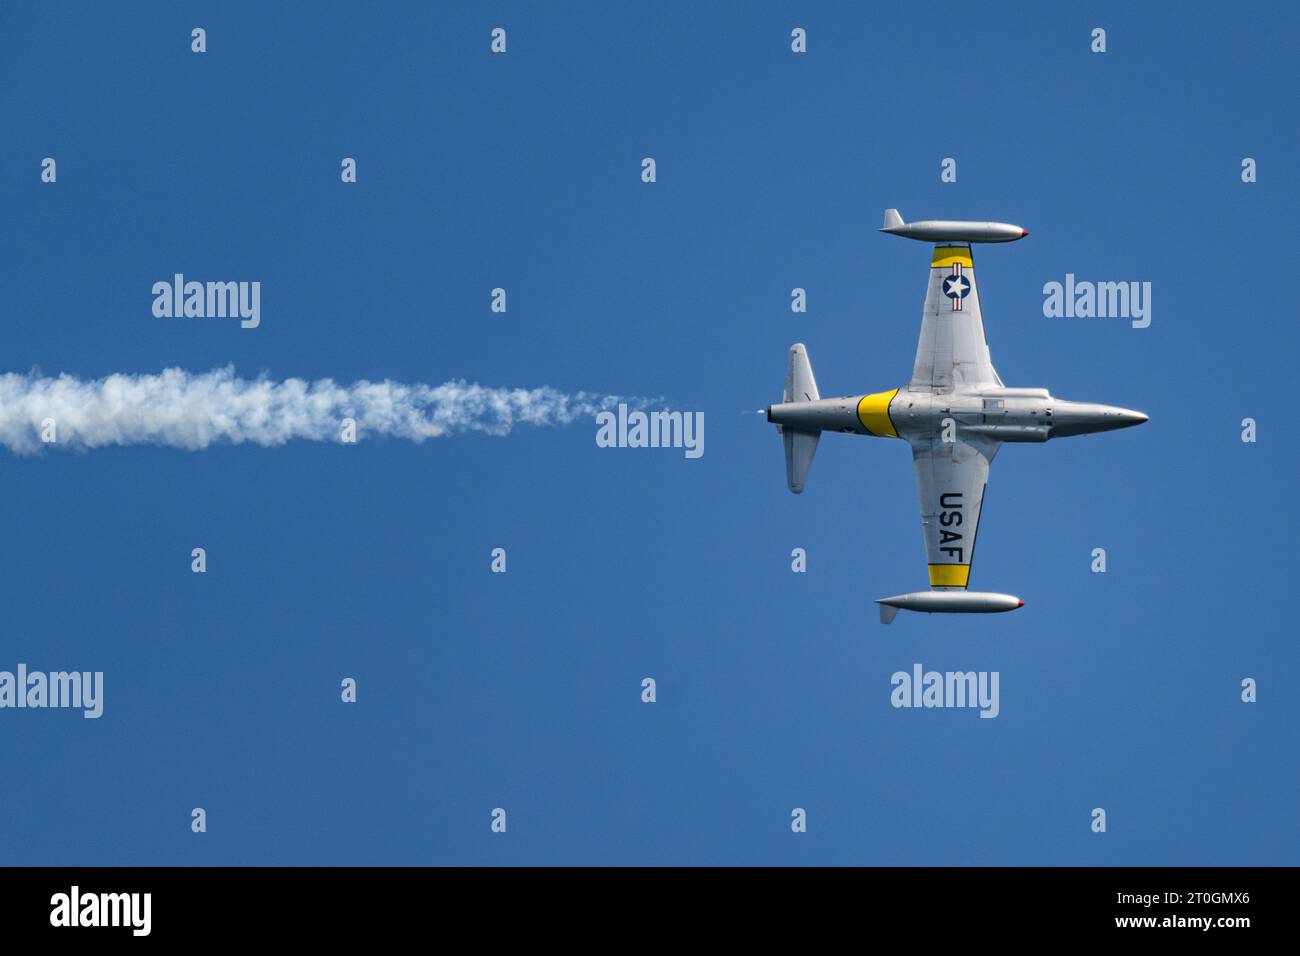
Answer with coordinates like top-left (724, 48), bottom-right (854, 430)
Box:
top-left (0, 366), bottom-right (649, 454)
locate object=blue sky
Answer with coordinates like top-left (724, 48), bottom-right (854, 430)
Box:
top-left (0, 1), bottom-right (1295, 865)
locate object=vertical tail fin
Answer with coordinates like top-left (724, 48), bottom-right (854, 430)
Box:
top-left (882, 208), bottom-right (904, 230)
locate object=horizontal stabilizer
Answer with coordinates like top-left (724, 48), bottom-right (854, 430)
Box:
top-left (784, 428), bottom-right (819, 494)
top-left (780, 343), bottom-right (821, 493)
top-left (784, 343), bottom-right (820, 404)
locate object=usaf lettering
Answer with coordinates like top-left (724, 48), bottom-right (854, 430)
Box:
top-left (939, 492), bottom-right (963, 561)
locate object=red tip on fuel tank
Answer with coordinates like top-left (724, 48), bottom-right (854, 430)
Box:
top-left (1017, 600), bottom-right (1025, 607)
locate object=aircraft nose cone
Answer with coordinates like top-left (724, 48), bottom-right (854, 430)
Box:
top-left (1122, 409), bottom-right (1149, 427)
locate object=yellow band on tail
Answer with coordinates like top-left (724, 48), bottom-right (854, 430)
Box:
top-left (928, 564), bottom-right (971, 588)
top-left (856, 389), bottom-right (899, 438)
top-left (931, 247), bottom-right (973, 269)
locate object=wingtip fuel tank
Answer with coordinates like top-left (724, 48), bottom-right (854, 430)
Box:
top-left (876, 591), bottom-right (1024, 624)
top-left (880, 208), bottom-right (1028, 244)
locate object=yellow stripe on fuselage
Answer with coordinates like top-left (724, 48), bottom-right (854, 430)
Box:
top-left (931, 246), bottom-right (973, 270)
top-left (856, 389), bottom-right (899, 438)
top-left (928, 564), bottom-right (971, 588)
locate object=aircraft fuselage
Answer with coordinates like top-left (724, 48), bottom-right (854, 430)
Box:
top-left (767, 386), bottom-right (1147, 444)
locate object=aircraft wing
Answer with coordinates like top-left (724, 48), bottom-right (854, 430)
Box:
top-left (910, 433), bottom-right (998, 589)
top-left (911, 243), bottom-right (1004, 391)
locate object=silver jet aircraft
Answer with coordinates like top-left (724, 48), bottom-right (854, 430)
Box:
top-left (767, 209), bottom-right (1148, 623)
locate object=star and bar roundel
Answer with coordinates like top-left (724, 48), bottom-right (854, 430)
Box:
top-left (943, 263), bottom-right (970, 311)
